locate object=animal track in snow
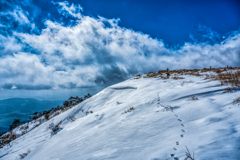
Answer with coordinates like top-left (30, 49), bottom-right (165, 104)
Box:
top-left (157, 91), bottom-right (186, 160)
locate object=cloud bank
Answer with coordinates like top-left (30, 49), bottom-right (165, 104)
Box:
top-left (0, 1), bottom-right (239, 90)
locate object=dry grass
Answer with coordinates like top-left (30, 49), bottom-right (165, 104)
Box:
top-left (200, 67), bottom-right (240, 87)
top-left (172, 76), bottom-right (184, 80)
top-left (204, 71), bottom-right (240, 87)
top-left (133, 75), bottom-right (141, 79)
top-left (201, 66), bottom-right (236, 73)
top-left (139, 67), bottom-right (240, 88)
top-left (159, 104), bottom-right (173, 112)
top-left (233, 97), bottom-right (240, 104)
top-left (184, 146), bottom-right (194, 160)
top-left (67, 115), bottom-right (76, 122)
top-left (136, 66), bottom-right (240, 80)
top-left (218, 71), bottom-right (240, 87)
top-left (122, 107), bottom-right (134, 114)
top-left (204, 74), bottom-right (217, 80)
top-left (187, 95), bottom-right (198, 101)
top-left (51, 121), bottom-right (62, 135)
top-left (19, 149), bottom-right (31, 160)
top-left (142, 68), bottom-right (202, 79)
top-left (181, 80), bottom-right (194, 87)
top-left (224, 87), bottom-right (231, 92)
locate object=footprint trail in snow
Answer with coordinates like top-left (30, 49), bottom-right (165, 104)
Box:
top-left (157, 90), bottom-right (187, 160)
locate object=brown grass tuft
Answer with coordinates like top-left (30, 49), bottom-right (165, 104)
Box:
top-left (122, 107), bottom-right (134, 114)
top-left (217, 71), bottom-right (240, 87)
top-left (172, 76), bottom-right (184, 80)
top-left (187, 95), bottom-right (198, 101)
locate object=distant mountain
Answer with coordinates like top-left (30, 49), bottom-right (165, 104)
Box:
top-left (0, 98), bottom-right (62, 133)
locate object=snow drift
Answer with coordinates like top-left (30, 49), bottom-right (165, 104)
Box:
top-left (0, 69), bottom-right (240, 160)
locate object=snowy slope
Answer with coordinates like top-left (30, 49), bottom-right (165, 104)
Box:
top-left (0, 73), bottom-right (240, 160)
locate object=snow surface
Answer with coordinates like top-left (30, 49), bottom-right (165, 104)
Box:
top-left (1, 73), bottom-right (240, 160)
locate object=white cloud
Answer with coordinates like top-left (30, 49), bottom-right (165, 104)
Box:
top-left (0, 1), bottom-right (239, 89)
top-left (11, 85), bottom-right (17, 89)
top-left (53, 1), bottom-right (83, 19)
top-left (0, 6), bottom-right (30, 24)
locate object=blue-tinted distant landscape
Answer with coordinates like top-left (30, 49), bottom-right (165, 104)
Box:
top-left (0, 98), bottom-right (62, 133)
top-left (0, 87), bottom-right (102, 134)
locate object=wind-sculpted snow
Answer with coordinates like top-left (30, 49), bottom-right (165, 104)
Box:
top-left (110, 86), bottom-right (137, 90)
top-left (0, 72), bottom-right (240, 160)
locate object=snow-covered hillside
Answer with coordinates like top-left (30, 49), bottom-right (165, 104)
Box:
top-left (1, 70), bottom-right (240, 160)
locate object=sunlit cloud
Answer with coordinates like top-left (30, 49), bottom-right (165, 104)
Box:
top-left (0, 1), bottom-right (239, 90)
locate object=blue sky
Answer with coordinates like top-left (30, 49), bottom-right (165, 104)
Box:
top-left (0, 0), bottom-right (240, 90)
top-left (1, 0), bottom-right (240, 44)
top-left (73, 0), bottom-right (240, 44)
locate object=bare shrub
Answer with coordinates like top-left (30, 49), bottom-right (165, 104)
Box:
top-left (21, 130), bottom-right (27, 135)
top-left (38, 118), bottom-right (42, 124)
top-left (48, 122), bottom-right (54, 129)
top-left (181, 81), bottom-right (185, 87)
top-left (184, 146), bottom-right (194, 160)
top-left (67, 115), bottom-right (76, 122)
top-left (44, 114), bottom-right (50, 120)
top-left (159, 104), bottom-right (173, 112)
top-left (19, 124), bottom-right (29, 131)
top-left (233, 97), bottom-right (240, 104)
top-left (116, 101), bottom-right (121, 105)
top-left (0, 134), bottom-right (11, 148)
top-left (187, 95), bottom-right (198, 101)
top-left (133, 74), bottom-right (141, 79)
top-left (19, 149), bottom-right (31, 159)
top-left (51, 121), bottom-right (62, 135)
top-left (9, 131), bottom-right (17, 141)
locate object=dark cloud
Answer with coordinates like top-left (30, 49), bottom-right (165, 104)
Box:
top-left (2, 84), bottom-right (52, 90)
